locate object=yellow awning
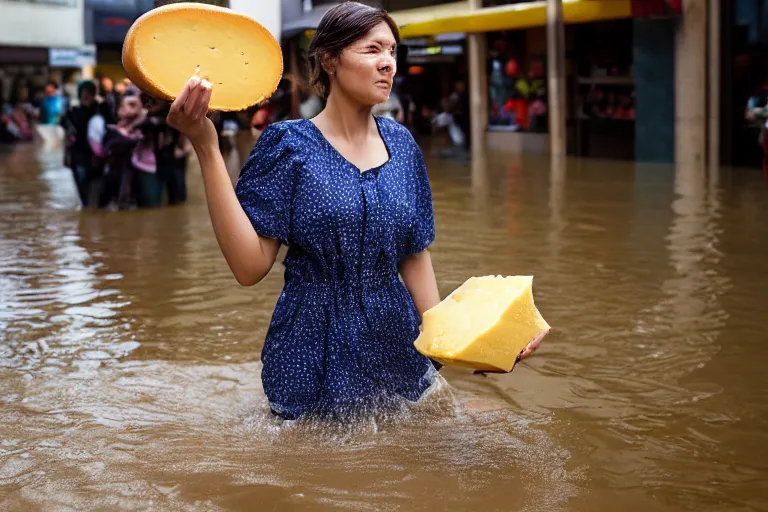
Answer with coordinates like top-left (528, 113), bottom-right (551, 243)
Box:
top-left (389, 1), bottom-right (470, 28)
top-left (391, 0), bottom-right (632, 39)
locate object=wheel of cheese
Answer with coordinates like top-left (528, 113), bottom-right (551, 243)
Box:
top-left (122, 2), bottom-right (283, 112)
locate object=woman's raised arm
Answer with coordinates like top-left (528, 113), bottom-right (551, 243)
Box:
top-left (166, 76), bottom-right (279, 286)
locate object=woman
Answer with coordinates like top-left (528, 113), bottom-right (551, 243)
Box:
top-left (98, 92), bottom-right (146, 209)
top-left (167, 3), bottom-right (540, 420)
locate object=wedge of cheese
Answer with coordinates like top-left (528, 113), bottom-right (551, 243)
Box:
top-left (122, 2), bottom-right (283, 111)
top-left (414, 276), bottom-right (550, 373)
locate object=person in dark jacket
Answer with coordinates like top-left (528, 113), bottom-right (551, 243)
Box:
top-left (61, 81), bottom-right (99, 206)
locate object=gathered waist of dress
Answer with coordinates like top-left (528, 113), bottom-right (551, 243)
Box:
top-left (283, 268), bottom-right (401, 291)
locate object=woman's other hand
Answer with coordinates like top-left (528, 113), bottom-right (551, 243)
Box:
top-left (518, 329), bottom-right (548, 361)
top-left (167, 76), bottom-right (217, 147)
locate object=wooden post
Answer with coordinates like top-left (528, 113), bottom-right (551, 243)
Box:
top-left (675, 0), bottom-right (707, 166)
top-left (468, 0), bottom-right (488, 157)
top-left (708, 0), bottom-right (720, 171)
top-left (547, 0), bottom-right (567, 157)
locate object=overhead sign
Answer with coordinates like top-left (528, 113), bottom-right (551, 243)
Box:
top-left (407, 45), bottom-right (464, 58)
top-left (49, 45), bottom-right (97, 67)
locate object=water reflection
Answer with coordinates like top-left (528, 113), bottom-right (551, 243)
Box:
top-left (470, 146), bottom-right (489, 201)
top-left (1, 149), bottom-right (132, 375)
top-left (548, 154), bottom-right (567, 262)
top-left (1, 142), bottom-right (767, 510)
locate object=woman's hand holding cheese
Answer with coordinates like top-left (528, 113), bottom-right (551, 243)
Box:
top-left (167, 76), bottom-right (217, 148)
top-left (519, 330), bottom-right (545, 360)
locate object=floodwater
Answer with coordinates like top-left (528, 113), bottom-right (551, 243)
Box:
top-left (1, 137), bottom-right (767, 511)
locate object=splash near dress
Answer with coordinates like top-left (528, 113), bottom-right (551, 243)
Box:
top-left (235, 116), bottom-right (438, 420)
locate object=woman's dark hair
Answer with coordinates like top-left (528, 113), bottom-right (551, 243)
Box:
top-left (307, 2), bottom-right (399, 98)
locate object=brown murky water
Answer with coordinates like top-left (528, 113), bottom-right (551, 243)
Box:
top-left (1, 138), bottom-right (767, 511)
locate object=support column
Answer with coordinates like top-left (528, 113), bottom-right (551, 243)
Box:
top-left (675, 0), bottom-right (707, 166)
top-left (547, 0), bottom-right (567, 157)
top-left (468, 0), bottom-right (488, 157)
top-left (708, 0), bottom-right (720, 171)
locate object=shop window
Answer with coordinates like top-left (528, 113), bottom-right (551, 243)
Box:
top-left (572, 20), bottom-right (636, 160)
top-left (487, 29), bottom-right (549, 133)
top-left (573, 22), bottom-right (634, 122)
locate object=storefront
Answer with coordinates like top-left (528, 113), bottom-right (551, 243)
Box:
top-left (0, 0), bottom-right (87, 106)
top-left (483, 9), bottom-right (683, 161)
top-left (486, 27), bottom-right (549, 135)
top-left (472, 9), bottom-right (638, 158)
top-left (570, 19), bottom-right (637, 160)
top-left (390, 0), bottom-right (683, 162)
top-left (399, 33), bottom-right (468, 134)
top-left (0, 47), bottom-right (50, 106)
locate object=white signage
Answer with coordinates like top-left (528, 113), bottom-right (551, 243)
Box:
top-left (49, 45), bottom-right (97, 67)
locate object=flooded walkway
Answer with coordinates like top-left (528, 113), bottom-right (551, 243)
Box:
top-left (1, 141), bottom-right (767, 510)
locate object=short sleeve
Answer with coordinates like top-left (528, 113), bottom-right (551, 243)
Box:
top-left (235, 123), bottom-right (295, 246)
top-left (407, 142), bottom-right (436, 255)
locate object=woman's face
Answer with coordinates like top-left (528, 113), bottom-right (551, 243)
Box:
top-left (332, 21), bottom-right (397, 106)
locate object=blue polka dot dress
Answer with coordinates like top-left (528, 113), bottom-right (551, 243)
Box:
top-left (235, 116), bottom-right (438, 420)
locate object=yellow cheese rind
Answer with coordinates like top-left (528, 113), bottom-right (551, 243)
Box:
top-left (122, 2), bottom-right (283, 112)
top-left (414, 276), bottom-right (551, 373)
